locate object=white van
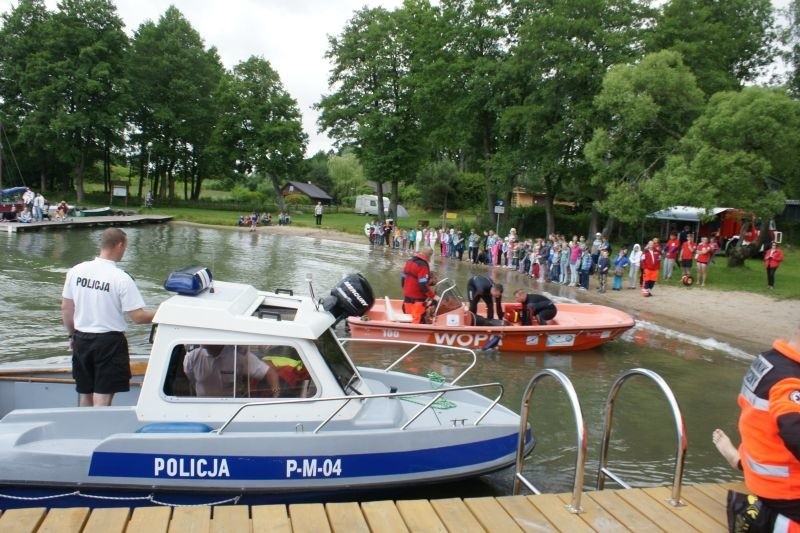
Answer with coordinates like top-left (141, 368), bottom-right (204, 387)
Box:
top-left (354, 195), bottom-right (390, 216)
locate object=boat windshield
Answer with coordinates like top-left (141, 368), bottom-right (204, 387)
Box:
top-left (432, 278), bottom-right (464, 317)
top-left (314, 329), bottom-right (360, 393)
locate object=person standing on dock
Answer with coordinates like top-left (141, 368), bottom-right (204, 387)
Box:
top-left (61, 228), bottom-right (155, 407)
top-left (32, 192), bottom-right (46, 222)
top-left (713, 324), bottom-right (800, 531)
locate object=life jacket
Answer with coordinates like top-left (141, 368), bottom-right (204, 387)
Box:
top-left (401, 254), bottom-right (433, 300)
top-left (738, 339), bottom-right (800, 501)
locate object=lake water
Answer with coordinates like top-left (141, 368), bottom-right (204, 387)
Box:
top-left (0, 223), bottom-right (750, 496)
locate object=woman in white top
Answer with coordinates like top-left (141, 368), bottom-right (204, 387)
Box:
top-left (628, 243), bottom-right (643, 289)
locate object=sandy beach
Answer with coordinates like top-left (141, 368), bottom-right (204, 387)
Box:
top-left (246, 223), bottom-right (797, 356)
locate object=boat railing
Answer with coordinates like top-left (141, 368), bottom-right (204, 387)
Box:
top-left (596, 368), bottom-right (687, 506)
top-left (217, 381), bottom-right (504, 435)
top-left (512, 368), bottom-right (587, 513)
top-left (338, 338), bottom-right (477, 386)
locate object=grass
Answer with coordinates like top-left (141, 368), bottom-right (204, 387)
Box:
top-left (657, 249), bottom-right (798, 299)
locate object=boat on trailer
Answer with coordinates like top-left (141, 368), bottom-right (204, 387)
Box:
top-left (0, 268), bottom-right (528, 508)
top-left (347, 279), bottom-right (636, 352)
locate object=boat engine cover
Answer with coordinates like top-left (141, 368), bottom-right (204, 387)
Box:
top-left (323, 273), bottom-right (375, 320)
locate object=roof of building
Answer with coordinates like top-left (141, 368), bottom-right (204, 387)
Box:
top-left (283, 181), bottom-right (333, 201)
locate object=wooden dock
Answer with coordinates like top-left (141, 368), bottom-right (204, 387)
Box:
top-left (0, 481), bottom-right (745, 532)
top-left (2, 214), bottom-right (173, 233)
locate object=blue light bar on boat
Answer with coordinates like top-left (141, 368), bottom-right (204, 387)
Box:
top-left (164, 266), bottom-right (213, 296)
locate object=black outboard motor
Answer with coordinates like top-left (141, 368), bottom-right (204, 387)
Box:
top-left (321, 273), bottom-right (375, 323)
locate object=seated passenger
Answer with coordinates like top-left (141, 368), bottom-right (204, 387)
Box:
top-left (183, 344), bottom-right (280, 398)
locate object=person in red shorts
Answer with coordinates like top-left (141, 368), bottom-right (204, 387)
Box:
top-left (640, 239), bottom-right (661, 297)
top-left (695, 236), bottom-right (712, 287)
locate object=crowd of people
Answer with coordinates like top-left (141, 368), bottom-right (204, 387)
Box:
top-left (1, 187), bottom-right (72, 223)
top-left (384, 221), bottom-right (787, 295)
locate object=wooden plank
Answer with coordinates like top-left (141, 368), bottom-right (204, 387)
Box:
top-left (644, 486), bottom-right (723, 532)
top-left (212, 505), bottom-right (251, 533)
top-left (169, 506), bottom-right (211, 533)
top-left (36, 507), bottom-right (90, 533)
top-left (616, 488), bottom-right (697, 532)
top-left (555, 492), bottom-right (627, 532)
top-left (83, 507), bottom-right (131, 533)
top-left (584, 491), bottom-right (661, 532)
top-left (395, 499), bottom-right (447, 533)
top-left (464, 496), bottom-right (522, 532)
top-left (251, 504), bottom-right (291, 533)
top-left (496, 495), bottom-right (557, 532)
top-left (429, 498), bottom-right (484, 532)
top-left (681, 485), bottom-right (727, 527)
top-left (525, 494), bottom-right (594, 533)
top-left (289, 503), bottom-right (331, 533)
top-left (360, 500), bottom-right (409, 533)
top-left (695, 482), bottom-right (732, 503)
top-left (0, 507), bottom-right (47, 533)
top-left (127, 507), bottom-right (172, 533)
top-left (326, 502), bottom-right (370, 533)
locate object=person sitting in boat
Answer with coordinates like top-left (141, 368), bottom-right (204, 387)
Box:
top-left (183, 344), bottom-right (281, 398)
top-left (466, 275), bottom-right (503, 321)
top-left (401, 246), bottom-right (437, 323)
top-left (513, 289), bottom-right (557, 326)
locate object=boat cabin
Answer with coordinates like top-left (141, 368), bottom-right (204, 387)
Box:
top-left (137, 275), bottom-right (366, 423)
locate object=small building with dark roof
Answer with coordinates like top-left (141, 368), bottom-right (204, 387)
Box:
top-left (281, 181), bottom-right (334, 205)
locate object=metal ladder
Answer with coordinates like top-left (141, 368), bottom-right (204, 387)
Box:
top-left (513, 367), bottom-right (687, 513)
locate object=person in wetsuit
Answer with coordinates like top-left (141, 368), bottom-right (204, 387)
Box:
top-left (466, 275), bottom-right (503, 320)
top-left (513, 289), bottom-right (557, 326)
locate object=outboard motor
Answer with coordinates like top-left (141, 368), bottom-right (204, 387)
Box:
top-left (321, 273), bottom-right (375, 323)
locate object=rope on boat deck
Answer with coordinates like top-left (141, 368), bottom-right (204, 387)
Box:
top-left (399, 371), bottom-right (457, 410)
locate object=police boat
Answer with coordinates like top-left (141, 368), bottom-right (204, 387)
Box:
top-left (0, 267), bottom-right (528, 508)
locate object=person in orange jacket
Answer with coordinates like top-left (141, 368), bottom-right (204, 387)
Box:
top-left (401, 246), bottom-right (437, 323)
top-left (765, 242), bottom-right (785, 290)
top-left (713, 324), bottom-right (800, 532)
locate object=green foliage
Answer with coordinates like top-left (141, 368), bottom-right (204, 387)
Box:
top-left (586, 50), bottom-right (705, 223)
top-left (327, 149), bottom-right (367, 201)
top-left (648, 0), bottom-right (776, 96)
top-left (649, 87), bottom-right (800, 219)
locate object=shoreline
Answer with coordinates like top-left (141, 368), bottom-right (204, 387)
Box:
top-left (185, 221), bottom-right (798, 356)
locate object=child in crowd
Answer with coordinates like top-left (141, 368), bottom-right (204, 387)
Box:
top-left (612, 248), bottom-right (629, 291)
top-left (579, 244), bottom-right (592, 290)
top-left (597, 249), bottom-right (610, 293)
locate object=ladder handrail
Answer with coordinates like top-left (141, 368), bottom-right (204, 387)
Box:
top-left (513, 368), bottom-right (587, 514)
top-left (596, 368), bottom-right (687, 506)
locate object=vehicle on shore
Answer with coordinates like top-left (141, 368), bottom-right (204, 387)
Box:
top-left (0, 268), bottom-right (527, 508)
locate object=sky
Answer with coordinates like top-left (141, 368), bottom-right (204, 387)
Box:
top-left (0, 0), bottom-right (793, 157)
top-left (0, 0), bottom-right (405, 156)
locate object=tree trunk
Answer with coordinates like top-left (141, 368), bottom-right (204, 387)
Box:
top-left (726, 219), bottom-right (769, 267)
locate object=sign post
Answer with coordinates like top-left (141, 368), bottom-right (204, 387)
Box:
top-left (494, 200), bottom-right (505, 235)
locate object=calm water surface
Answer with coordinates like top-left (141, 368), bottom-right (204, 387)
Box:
top-left (0, 224), bottom-right (750, 496)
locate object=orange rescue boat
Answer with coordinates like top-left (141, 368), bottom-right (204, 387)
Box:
top-left (346, 279), bottom-right (635, 352)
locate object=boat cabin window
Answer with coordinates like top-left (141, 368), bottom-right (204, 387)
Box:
top-left (314, 329), bottom-right (360, 392)
top-left (164, 343), bottom-right (316, 399)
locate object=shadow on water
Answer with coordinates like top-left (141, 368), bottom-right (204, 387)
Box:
top-left (0, 224), bottom-right (750, 496)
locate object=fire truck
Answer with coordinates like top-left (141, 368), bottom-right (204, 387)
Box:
top-left (649, 206), bottom-right (781, 253)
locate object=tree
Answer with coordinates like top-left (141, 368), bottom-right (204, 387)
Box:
top-left (647, 0), bottom-right (776, 96)
top-left (0, 0), bottom-right (55, 190)
top-left (327, 149), bottom-right (366, 204)
top-left (214, 56), bottom-right (307, 212)
top-left (412, 0), bottom-right (507, 224)
top-left (499, 0), bottom-right (653, 236)
top-left (300, 151), bottom-right (334, 199)
top-left (127, 6), bottom-right (224, 201)
top-left (317, 6), bottom-right (423, 222)
top-left (648, 87), bottom-right (800, 265)
top-left (586, 51), bottom-right (705, 224)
